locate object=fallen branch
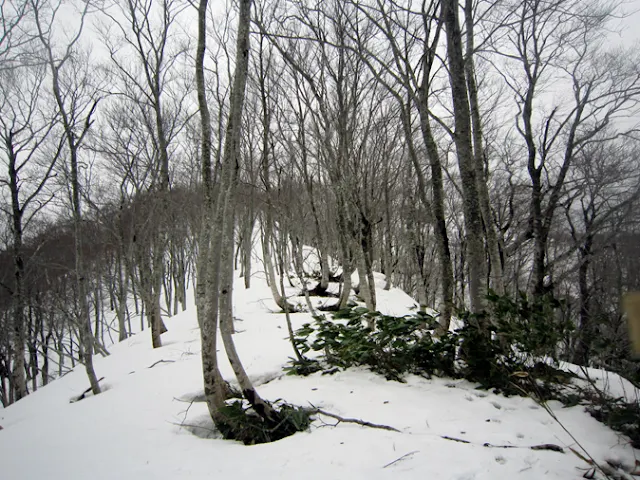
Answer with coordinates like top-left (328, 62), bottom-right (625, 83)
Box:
top-left (530, 444), bottom-right (564, 452)
top-left (441, 435), bottom-right (470, 444)
top-left (311, 407), bottom-right (400, 432)
top-left (440, 435), bottom-right (563, 453)
top-left (383, 450), bottom-right (419, 468)
top-left (70, 377), bottom-right (105, 403)
top-left (148, 359), bottom-right (176, 369)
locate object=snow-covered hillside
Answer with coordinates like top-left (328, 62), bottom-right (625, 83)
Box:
top-left (0, 273), bottom-right (637, 479)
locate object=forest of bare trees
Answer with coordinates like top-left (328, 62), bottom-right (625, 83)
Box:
top-left (1, 0), bottom-right (640, 435)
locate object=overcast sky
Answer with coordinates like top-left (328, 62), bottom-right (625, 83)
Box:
top-left (617, 0), bottom-right (640, 44)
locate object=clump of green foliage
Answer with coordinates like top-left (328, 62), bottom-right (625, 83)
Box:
top-left (287, 308), bottom-right (456, 382)
top-left (287, 292), bottom-right (574, 397)
top-left (216, 399), bottom-right (313, 445)
top-left (285, 291), bottom-right (640, 449)
top-left (456, 292), bottom-right (574, 396)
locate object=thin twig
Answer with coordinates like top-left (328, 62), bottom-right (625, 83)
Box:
top-left (173, 398), bottom-right (195, 425)
top-left (514, 379), bottom-right (612, 479)
top-left (147, 359), bottom-right (176, 369)
top-left (383, 451), bottom-right (419, 468)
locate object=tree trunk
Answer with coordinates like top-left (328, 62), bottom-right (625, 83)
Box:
top-left (242, 210), bottom-right (254, 289)
top-left (356, 247), bottom-right (375, 313)
top-left (572, 233), bottom-right (594, 365)
top-left (197, 0), bottom-right (275, 431)
top-left (442, 0), bottom-right (487, 314)
top-left (8, 145), bottom-right (28, 401)
top-left (463, 0), bottom-right (504, 295)
top-left (292, 236), bottom-right (317, 315)
top-left (413, 93), bottom-right (454, 331)
top-left (262, 219), bottom-right (288, 310)
top-left (116, 253), bottom-right (129, 342)
top-left (195, 0), bottom-right (229, 425)
top-left (72, 154), bottom-right (101, 396)
top-left (338, 249), bottom-right (353, 310)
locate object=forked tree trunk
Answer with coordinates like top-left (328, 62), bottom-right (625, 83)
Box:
top-left (47, 64), bottom-right (101, 395)
top-left (195, 0), bottom-right (228, 425)
top-left (217, 0), bottom-right (279, 426)
top-left (72, 158), bottom-right (101, 397)
top-left (198, 0), bottom-right (277, 431)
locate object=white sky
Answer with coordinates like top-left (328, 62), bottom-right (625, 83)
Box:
top-left (617, 0), bottom-right (640, 44)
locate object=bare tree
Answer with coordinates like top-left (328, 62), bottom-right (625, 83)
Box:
top-left (99, 0), bottom-right (191, 347)
top-left (490, 0), bottom-right (640, 297)
top-left (195, 0), bottom-right (227, 422)
top-left (32, 0), bottom-right (102, 395)
top-left (442, 0), bottom-right (487, 314)
top-left (562, 139), bottom-right (640, 364)
top-left (352, 0), bottom-right (455, 328)
top-left (0, 58), bottom-right (60, 401)
top-left (0, 0), bottom-right (30, 71)
top-left (199, 0), bottom-right (280, 431)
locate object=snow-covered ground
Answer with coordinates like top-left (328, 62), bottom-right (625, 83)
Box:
top-left (0, 271), bottom-right (637, 479)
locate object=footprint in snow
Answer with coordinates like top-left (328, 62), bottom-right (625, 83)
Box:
top-left (495, 455), bottom-right (507, 465)
top-left (490, 401), bottom-right (502, 410)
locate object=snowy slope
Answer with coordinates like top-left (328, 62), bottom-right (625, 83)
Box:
top-left (0, 273), bottom-right (637, 480)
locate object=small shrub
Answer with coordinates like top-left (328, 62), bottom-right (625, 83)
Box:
top-left (285, 294), bottom-right (639, 448)
top-left (288, 309), bottom-right (456, 381)
top-left (287, 292), bottom-right (572, 396)
top-left (283, 357), bottom-right (322, 376)
top-left (216, 399), bottom-right (313, 445)
top-left (587, 397), bottom-right (640, 448)
top-left (455, 292), bottom-right (574, 396)
top-left (487, 291), bottom-right (571, 359)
